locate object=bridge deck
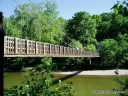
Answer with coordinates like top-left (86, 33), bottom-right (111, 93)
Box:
top-left (4, 36), bottom-right (100, 57)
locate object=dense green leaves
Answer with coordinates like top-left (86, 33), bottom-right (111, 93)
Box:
top-left (4, 58), bottom-right (75, 96)
top-left (69, 39), bottom-right (83, 49)
top-left (96, 12), bottom-right (128, 41)
top-left (112, 1), bottom-right (128, 16)
top-left (116, 34), bottom-right (128, 68)
top-left (99, 34), bottom-right (128, 69)
top-left (100, 39), bottom-right (118, 69)
top-left (65, 11), bottom-right (97, 46)
top-left (4, 1), bottom-right (65, 44)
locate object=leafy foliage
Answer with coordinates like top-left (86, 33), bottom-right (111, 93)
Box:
top-left (84, 44), bottom-right (96, 51)
top-left (65, 11), bottom-right (97, 46)
top-left (4, 58), bottom-right (76, 96)
top-left (112, 0), bottom-right (128, 16)
top-left (116, 34), bottom-right (128, 68)
top-left (4, 1), bottom-right (65, 44)
top-left (69, 39), bottom-right (83, 49)
top-left (96, 12), bottom-right (128, 41)
top-left (116, 79), bottom-right (128, 96)
top-left (100, 39), bottom-right (118, 69)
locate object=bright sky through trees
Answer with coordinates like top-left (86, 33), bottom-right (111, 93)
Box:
top-left (1, 0), bottom-right (124, 19)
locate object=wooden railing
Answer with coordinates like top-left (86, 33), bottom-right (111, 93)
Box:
top-left (4, 36), bottom-right (100, 57)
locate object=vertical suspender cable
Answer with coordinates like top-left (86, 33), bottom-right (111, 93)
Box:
top-left (5, 0), bottom-right (9, 36)
top-left (26, 14), bottom-right (28, 39)
top-left (0, 0), bottom-right (2, 11)
top-left (21, 4), bottom-right (22, 39)
top-left (20, 4), bottom-right (22, 54)
top-left (37, 3), bottom-right (41, 41)
top-left (38, 9), bottom-right (42, 41)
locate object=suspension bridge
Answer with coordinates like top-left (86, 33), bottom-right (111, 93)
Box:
top-left (4, 36), bottom-right (100, 57)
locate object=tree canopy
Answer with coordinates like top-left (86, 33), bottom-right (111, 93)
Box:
top-left (65, 11), bottom-right (97, 47)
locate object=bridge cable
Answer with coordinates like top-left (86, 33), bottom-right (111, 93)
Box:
top-left (6, 0), bottom-right (9, 36)
top-left (28, 0), bottom-right (74, 47)
top-left (13, 0), bottom-right (77, 49)
top-left (26, 13), bottom-right (28, 39)
top-left (13, 0), bottom-right (45, 39)
top-left (28, 0), bottom-right (53, 43)
top-left (13, 0), bottom-right (43, 41)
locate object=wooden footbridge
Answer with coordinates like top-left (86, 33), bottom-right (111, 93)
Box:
top-left (4, 36), bottom-right (100, 57)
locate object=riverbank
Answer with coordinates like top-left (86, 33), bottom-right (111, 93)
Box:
top-left (53, 69), bottom-right (128, 75)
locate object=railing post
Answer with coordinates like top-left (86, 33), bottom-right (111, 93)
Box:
top-left (59, 46), bottom-right (61, 56)
top-left (4, 36), bottom-right (7, 54)
top-left (54, 45), bottom-right (56, 55)
top-left (0, 12), bottom-right (4, 95)
top-left (49, 44), bottom-right (51, 55)
top-left (63, 47), bottom-right (65, 55)
top-left (44, 43), bottom-right (45, 55)
top-left (35, 42), bottom-right (38, 54)
top-left (26, 40), bottom-right (29, 54)
top-left (14, 38), bottom-right (18, 54)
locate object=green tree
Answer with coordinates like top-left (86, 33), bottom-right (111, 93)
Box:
top-left (92, 15), bottom-right (102, 28)
top-left (99, 34), bottom-right (128, 69)
top-left (109, 13), bottom-right (128, 39)
top-left (69, 39), bottom-right (83, 49)
top-left (116, 34), bottom-right (128, 68)
top-left (100, 39), bottom-right (118, 69)
top-left (5, 1), bottom-right (65, 44)
top-left (4, 18), bottom-right (21, 37)
top-left (65, 11), bottom-right (97, 46)
top-left (84, 44), bottom-right (96, 51)
top-left (4, 0), bottom-right (66, 72)
top-left (4, 58), bottom-right (23, 71)
top-left (96, 12), bottom-right (128, 41)
top-left (112, 0), bottom-right (128, 16)
top-left (96, 13), bottom-right (112, 41)
top-left (4, 58), bottom-right (76, 96)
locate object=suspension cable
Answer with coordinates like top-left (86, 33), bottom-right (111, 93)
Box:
top-left (26, 14), bottom-right (28, 39)
top-left (13, 0), bottom-right (44, 28)
top-left (28, 0), bottom-right (73, 46)
top-left (20, 4), bottom-right (22, 39)
top-left (6, 0), bottom-right (9, 36)
top-left (0, 2), bottom-right (1, 11)
top-left (13, 0), bottom-right (74, 48)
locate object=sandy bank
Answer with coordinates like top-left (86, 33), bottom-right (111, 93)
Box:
top-left (53, 69), bottom-right (128, 76)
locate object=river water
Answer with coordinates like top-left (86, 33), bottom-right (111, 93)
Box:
top-left (4, 72), bottom-right (128, 96)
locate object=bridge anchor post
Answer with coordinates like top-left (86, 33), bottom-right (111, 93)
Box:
top-left (0, 12), bottom-right (4, 95)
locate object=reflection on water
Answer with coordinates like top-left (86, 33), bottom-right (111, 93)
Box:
top-left (4, 72), bottom-right (128, 96)
top-left (4, 72), bottom-right (27, 89)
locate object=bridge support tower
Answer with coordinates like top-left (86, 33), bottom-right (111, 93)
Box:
top-left (0, 12), bottom-right (4, 95)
